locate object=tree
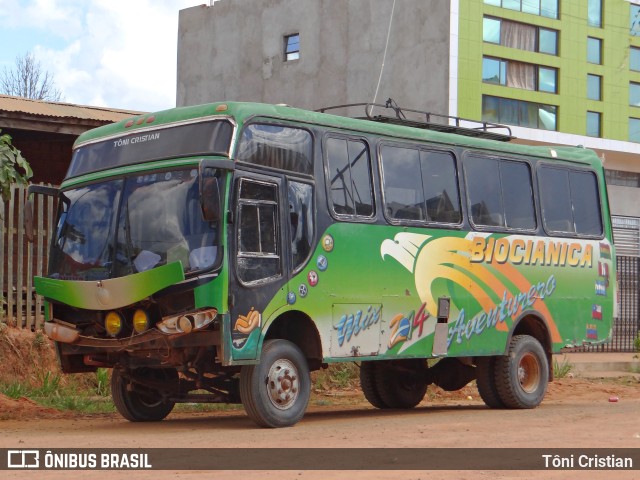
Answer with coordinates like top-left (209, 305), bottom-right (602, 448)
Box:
top-left (0, 131), bottom-right (32, 201)
top-left (1, 52), bottom-right (63, 102)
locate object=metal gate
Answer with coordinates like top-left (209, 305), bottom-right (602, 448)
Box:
top-left (574, 256), bottom-right (639, 352)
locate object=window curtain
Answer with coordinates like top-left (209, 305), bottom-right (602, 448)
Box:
top-left (501, 20), bottom-right (536, 51)
top-left (506, 62), bottom-right (535, 90)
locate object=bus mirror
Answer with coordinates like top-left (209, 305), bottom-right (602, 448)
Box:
top-left (200, 173), bottom-right (221, 222)
top-left (25, 198), bottom-right (34, 243)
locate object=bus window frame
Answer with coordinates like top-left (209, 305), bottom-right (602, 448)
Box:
top-left (233, 172), bottom-right (286, 288)
top-left (462, 151), bottom-right (539, 235)
top-left (536, 162), bottom-right (606, 240)
top-left (285, 176), bottom-right (316, 276)
top-left (322, 132), bottom-right (377, 223)
top-left (377, 140), bottom-right (463, 229)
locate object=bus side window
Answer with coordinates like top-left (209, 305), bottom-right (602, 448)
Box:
top-left (288, 180), bottom-right (314, 273)
top-left (465, 155), bottom-right (535, 230)
top-left (538, 166), bottom-right (602, 236)
top-left (325, 137), bottom-right (374, 218)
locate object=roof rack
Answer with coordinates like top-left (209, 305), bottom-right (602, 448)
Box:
top-left (316, 98), bottom-right (513, 142)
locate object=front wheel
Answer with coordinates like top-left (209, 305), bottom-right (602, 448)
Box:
top-left (111, 368), bottom-right (178, 422)
top-left (240, 339), bottom-right (311, 428)
top-left (494, 335), bottom-right (549, 409)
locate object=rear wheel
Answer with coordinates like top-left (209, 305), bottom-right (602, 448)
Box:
top-left (494, 335), bottom-right (549, 409)
top-left (475, 356), bottom-right (505, 408)
top-left (111, 368), bottom-right (178, 422)
top-left (374, 360), bottom-right (427, 409)
top-left (240, 339), bottom-right (310, 428)
top-left (359, 362), bottom-right (388, 409)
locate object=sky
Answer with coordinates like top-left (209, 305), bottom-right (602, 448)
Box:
top-left (0, 0), bottom-right (209, 112)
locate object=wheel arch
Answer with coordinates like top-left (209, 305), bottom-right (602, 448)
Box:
top-left (510, 311), bottom-right (554, 381)
top-left (263, 310), bottom-right (323, 371)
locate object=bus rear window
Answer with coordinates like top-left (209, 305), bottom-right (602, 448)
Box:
top-left (68, 120), bottom-right (233, 179)
top-left (237, 123), bottom-right (313, 175)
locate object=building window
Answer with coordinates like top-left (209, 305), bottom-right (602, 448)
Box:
top-left (588, 0), bottom-right (602, 28)
top-left (587, 37), bottom-right (602, 64)
top-left (587, 74), bottom-right (602, 101)
top-left (482, 57), bottom-right (507, 85)
top-left (538, 67), bottom-right (557, 93)
top-left (632, 47), bottom-right (640, 71)
top-left (631, 82), bottom-right (640, 107)
top-left (284, 33), bottom-right (300, 61)
top-left (631, 118), bottom-right (640, 142)
top-left (587, 111), bottom-right (601, 137)
top-left (483, 17), bottom-right (558, 56)
top-left (539, 28), bottom-right (558, 55)
top-left (482, 95), bottom-right (557, 130)
top-left (483, 0), bottom-right (558, 19)
top-left (631, 4), bottom-right (640, 36)
top-left (482, 57), bottom-right (556, 93)
top-left (605, 170), bottom-right (640, 188)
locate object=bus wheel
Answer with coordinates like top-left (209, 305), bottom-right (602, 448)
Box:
top-left (111, 368), bottom-right (177, 422)
top-left (240, 339), bottom-right (310, 428)
top-left (374, 360), bottom-right (427, 409)
top-left (494, 335), bottom-right (549, 409)
top-left (475, 356), bottom-right (505, 408)
top-left (359, 362), bottom-right (388, 409)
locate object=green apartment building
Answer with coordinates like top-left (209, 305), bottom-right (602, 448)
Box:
top-left (178, 0), bottom-right (640, 254)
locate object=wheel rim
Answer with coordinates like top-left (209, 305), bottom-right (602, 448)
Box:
top-left (266, 359), bottom-right (299, 410)
top-left (517, 353), bottom-right (541, 393)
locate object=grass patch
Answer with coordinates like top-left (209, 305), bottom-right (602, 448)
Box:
top-left (0, 369), bottom-right (118, 414)
top-left (553, 357), bottom-right (573, 378)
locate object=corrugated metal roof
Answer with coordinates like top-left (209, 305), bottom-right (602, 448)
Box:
top-left (0, 94), bottom-right (143, 123)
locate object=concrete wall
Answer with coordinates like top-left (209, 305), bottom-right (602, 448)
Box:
top-left (177, 0), bottom-right (451, 113)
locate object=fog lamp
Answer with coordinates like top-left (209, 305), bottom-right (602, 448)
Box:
top-left (104, 311), bottom-right (124, 337)
top-left (133, 309), bottom-right (150, 333)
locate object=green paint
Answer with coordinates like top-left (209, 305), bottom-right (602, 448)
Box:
top-left (35, 261), bottom-right (185, 310)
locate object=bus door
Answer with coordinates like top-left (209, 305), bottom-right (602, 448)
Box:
top-left (229, 172), bottom-right (289, 358)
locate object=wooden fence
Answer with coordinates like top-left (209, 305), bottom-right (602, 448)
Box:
top-left (1, 184), bottom-right (56, 330)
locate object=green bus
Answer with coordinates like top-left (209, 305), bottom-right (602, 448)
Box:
top-left (29, 101), bottom-right (615, 428)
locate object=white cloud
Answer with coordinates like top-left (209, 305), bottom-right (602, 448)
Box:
top-left (6, 0), bottom-right (202, 111)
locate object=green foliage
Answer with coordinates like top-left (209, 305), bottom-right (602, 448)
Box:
top-left (94, 369), bottom-right (110, 397)
top-left (312, 363), bottom-right (360, 390)
top-left (553, 357), bottom-right (573, 378)
top-left (634, 334), bottom-right (640, 352)
top-left (0, 130), bottom-right (32, 201)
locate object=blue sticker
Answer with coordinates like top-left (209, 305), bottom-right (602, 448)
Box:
top-left (287, 291), bottom-right (297, 305)
top-left (317, 255), bottom-right (328, 271)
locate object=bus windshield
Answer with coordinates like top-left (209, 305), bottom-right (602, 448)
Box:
top-left (49, 168), bottom-right (219, 281)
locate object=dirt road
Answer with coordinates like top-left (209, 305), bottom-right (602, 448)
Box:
top-left (1, 377), bottom-right (639, 480)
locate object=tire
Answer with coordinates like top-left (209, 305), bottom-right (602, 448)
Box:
top-left (111, 368), bottom-right (177, 422)
top-left (374, 360), bottom-right (428, 409)
top-left (240, 339), bottom-right (311, 428)
top-left (494, 335), bottom-right (549, 409)
top-left (475, 356), bottom-right (505, 409)
top-left (359, 362), bottom-right (388, 409)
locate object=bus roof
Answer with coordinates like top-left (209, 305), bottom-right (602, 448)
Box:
top-left (74, 101), bottom-right (603, 169)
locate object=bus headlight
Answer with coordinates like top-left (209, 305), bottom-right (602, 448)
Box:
top-left (156, 308), bottom-right (218, 334)
top-left (105, 311), bottom-right (124, 337)
top-left (133, 309), bottom-right (150, 333)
